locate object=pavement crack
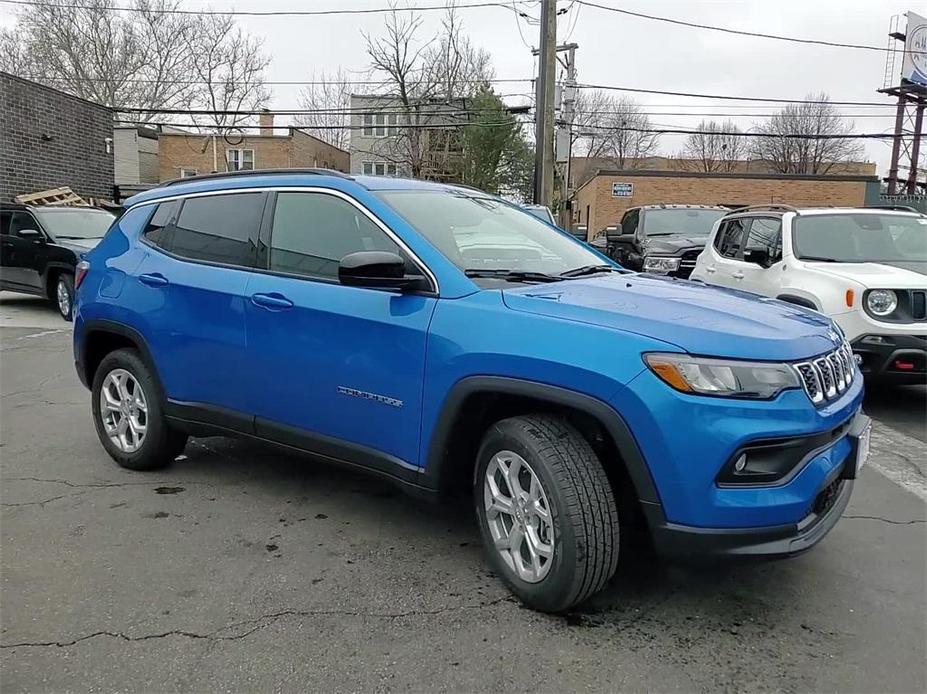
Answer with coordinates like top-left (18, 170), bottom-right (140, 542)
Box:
top-left (0, 597), bottom-right (516, 649)
top-left (5, 476), bottom-right (156, 489)
top-left (843, 514), bottom-right (926, 526)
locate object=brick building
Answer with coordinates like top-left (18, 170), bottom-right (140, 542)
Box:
top-left (572, 169), bottom-right (881, 239)
top-left (157, 113), bottom-right (349, 181)
top-left (1, 72), bottom-right (114, 202)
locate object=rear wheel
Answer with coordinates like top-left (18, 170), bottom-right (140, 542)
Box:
top-left (475, 414), bottom-right (621, 612)
top-left (91, 349), bottom-right (187, 471)
top-left (55, 273), bottom-right (74, 321)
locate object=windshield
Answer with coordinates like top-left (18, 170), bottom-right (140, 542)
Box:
top-left (643, 208), bottom-right (727, 236)
top-left (33, 208), bottom-right (115, 239)
top-left (792, 214), bottom-right (927, 263)
top-left (379, 191), bottom-right (604, 275)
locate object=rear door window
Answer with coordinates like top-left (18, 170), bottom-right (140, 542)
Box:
top-left (171, 193), bottom-right (262, 267)
top-left (714, 218), bottom-right (749, 258)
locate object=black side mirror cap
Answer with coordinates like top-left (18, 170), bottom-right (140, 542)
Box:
top-left (17, 229), bottom-right (44, 242)
top-left (338, 251), bottom-right (429, 291)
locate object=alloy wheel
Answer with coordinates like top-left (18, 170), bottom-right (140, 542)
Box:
top-left (56, 279), bottom-right (71, 318)
top-left (99, 369), bottom-right (148, 453)
top-left (483, 450), bottom-right (554, 583)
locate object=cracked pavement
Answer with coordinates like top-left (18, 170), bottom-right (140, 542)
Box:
top-left (1, 301), bottom-right (925, 692)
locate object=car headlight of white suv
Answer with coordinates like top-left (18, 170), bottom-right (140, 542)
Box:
top-left (866, 289), bottom-right (898, 317)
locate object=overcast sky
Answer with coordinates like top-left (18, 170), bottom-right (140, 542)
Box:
top-left (1, 0), bottom-right (918, 175)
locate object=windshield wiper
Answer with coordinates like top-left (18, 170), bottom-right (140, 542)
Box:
top-left (464, 268), bottom-right (561, 283)
top-left (55, 235), bottom-right (101, 240)
top-left (799, 255), bottom-right (840, 262)
top-left (559, 264), bottom-right (619, 278)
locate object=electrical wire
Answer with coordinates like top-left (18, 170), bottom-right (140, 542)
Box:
top-left (574, 0), bottom-right (924, 54)
top-left (575, 83), bottom-right (888, 107)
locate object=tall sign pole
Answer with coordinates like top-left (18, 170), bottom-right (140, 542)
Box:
top-left (534, 0), bottom-right (556, 206)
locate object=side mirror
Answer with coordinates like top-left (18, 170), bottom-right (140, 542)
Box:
top-left (338, 251), bottom-right (428, 291)
top-left (605, 226), bottom-right (623, 242)
top-left (17, 229), bottom-right (44, 242)
top-left (744, 248), bottom-right (770, 267)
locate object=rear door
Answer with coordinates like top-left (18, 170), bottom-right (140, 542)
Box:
top-left (243, 190), bottom-right (436, 468)
top-left (133, 192), bottom-right (263, 415)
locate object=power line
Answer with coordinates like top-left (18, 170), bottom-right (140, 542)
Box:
top-left (576, 124), bottom-right (895, 140)
top-left (575, 0), bottom-right (923, 54)
top-left (0, 0), bottom-right (518, 16)
top-left (14, 74), bottom-right (534, 86)
top-left (575, 83), bottom-right (888, 107)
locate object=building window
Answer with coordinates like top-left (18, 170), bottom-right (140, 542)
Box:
top-left (362, 161), bottom-right (398, 176)
top-left (362, 113), bottom-right (398, 137)
top-left (226, 148), bottom-right (255, 172)
top-left (179, 168), bottom-right (198, 178)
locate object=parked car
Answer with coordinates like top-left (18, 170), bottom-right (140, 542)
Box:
top-left (606, 204), bottom-right (729, 278)
top-left (691, 205), bottom-right (926, 384)
top-left (73, 169), bottom-right (869, 612)
top-left (0, 203), bottom-right (116, 320)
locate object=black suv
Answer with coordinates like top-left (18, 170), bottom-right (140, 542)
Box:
top-left (0, 203), bottom-right (116, 320)
top-left (605, 204), bottom-right (729, 278)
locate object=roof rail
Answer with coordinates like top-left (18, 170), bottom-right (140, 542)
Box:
top-left (866, 204), bottom-right (921, 213)
top-left (162, 168), bottom-right (353, 187)
top-left (728, 203), bottom-right (800, 214)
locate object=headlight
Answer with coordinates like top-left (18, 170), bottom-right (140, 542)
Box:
top-left (866, 289), bottom-right (897, 317)
top-left (642, 256), bottom-right (681, 273)
top-left (644, 353), bottom-right (801, 399)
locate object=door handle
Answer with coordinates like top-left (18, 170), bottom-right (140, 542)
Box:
top-left (251, 292), bottom-right (294, 311)
top-left (139, 272), bottom-right (169, 287)
top-left (732, 271), bottom-right (745, 280)
top-left (705, 266), bottom-right (716, 274)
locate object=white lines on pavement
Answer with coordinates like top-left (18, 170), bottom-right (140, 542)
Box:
top-left (869, 423), bottom-right (927, 502)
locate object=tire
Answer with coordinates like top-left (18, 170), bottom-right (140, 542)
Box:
top-left (55, 273), bottom-right (74, 321)
top-left (91, 348), bottom-right (187, 471)
top-left (474, 414), bottom-right (620, 613)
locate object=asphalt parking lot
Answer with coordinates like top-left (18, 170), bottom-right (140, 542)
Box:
top-left (1, 294), bottom-right (925, 693)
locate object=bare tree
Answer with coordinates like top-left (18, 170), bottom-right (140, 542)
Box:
top-left (295, 70), bottom-right (353, 151)
top-left (750, 93), bottom-right (865, 174)
top-left (681, 119), bottom-right (745, 172)
top-left (573, 92), bottom-right (660, 168)
top-left (423, 4), bottom-right (494, 102)
top-left (0, 0), bottom-right (269, 127)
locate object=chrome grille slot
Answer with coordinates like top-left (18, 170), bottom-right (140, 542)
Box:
top-left (793, 342), bottom-right (857, 406)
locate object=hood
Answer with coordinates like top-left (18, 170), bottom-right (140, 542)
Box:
top-left (642, 234), bottom-right (707, 255)
top-left (502, 274), bottom-right (840, 362)
top-left (57, 237), bottom-right (102, 252)
top-left (805, 261), bottom-right (927, 288)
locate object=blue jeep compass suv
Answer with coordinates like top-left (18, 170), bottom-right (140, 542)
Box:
top-left (73, 169), bottom-right (870, 612)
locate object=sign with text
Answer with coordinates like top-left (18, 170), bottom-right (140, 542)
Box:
top-left (611, 182), bottom-right (634, 198)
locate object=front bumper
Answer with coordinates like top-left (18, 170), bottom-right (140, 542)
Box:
top-left (851, 334), bottom-right (926, 383)
top-left (651, 412), bottom-right (869, 558)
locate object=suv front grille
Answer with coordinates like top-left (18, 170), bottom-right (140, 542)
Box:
top-left (793, 343), bottom-right (856, 405)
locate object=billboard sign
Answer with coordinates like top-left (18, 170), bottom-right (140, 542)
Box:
top-left (611, 182), bottom-right (633, 198)
top-left (901, 11), bottom-right (927, 87)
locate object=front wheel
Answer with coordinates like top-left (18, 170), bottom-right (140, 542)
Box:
top-left (475, 414), bottom-right (620, 612)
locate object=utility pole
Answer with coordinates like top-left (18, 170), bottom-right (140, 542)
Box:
top-left (533, 0), bottom-right (556, 206)
top-left (558, 44), bottom-right (577, 229)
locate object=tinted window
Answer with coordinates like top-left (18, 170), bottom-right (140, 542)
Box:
top-left (642, 208), bottom-right (727, 236)
top-left (0, 210), bottom-right (10, 235)
top-left (744, 217), bottom-right (782, 264)
top-left (143, 201), bottom-right (179, 249)
top-left (9, 212), bottom-right (39, 237)
top-left (172, 193), bottom-right (262, 266)
top-left (621, 209), bottom-right (640, 235)
top-left (714, 218), bottom-right (747, 258)
top-left (270, 192), bottom-right (401, 280)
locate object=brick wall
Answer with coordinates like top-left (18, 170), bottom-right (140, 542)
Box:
top-left (1, 72), bottom-right (114, 202)
top-left (158, 129), bottom-right (349, 181)
top-left (573, 171), bottom-right (876, 239)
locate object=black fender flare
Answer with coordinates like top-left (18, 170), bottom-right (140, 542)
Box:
top-left (42, 261), bottom-right (77, 290)
top-left (421, 376), bottom-right (662, 508)
top-left (79, 319), bottom-right (163, 397)
top-left (777, 294), bottom-right (818, 310)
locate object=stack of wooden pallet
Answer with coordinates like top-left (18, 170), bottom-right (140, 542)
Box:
top-left (13, 186), bottom-right (114, 208)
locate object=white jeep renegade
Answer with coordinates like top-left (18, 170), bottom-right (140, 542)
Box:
top-left (691, 205), bottom-right (927, 383)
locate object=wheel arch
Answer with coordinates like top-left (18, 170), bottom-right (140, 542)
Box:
top-left (43, 261), bottom-right (75, 299)
top-left (776, 293), bottom-right (819, 310)
top-left (80, 320), bottom-right (163, 399)
top-left (422, 376), bottom-right (662, 514)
